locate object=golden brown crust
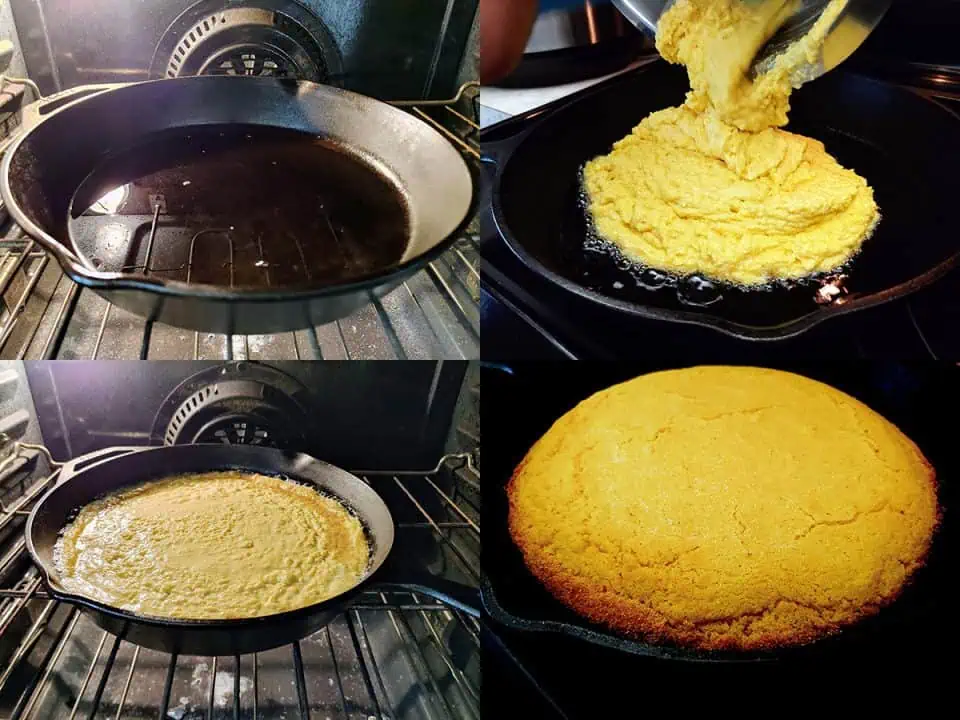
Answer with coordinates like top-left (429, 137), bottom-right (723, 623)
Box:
top-left (507, 366), bottom-right (939, 652)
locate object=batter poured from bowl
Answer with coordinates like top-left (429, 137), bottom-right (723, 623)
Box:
top-left (583, 0), bottom-right (880, 286)
top-left (55, 472), bottom-right (370, 619)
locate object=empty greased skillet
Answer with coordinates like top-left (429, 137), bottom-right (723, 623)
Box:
top-left (482, 60), bottom-right (960, 340)
top-left (1, 77), bottom-right (476, 335)
top-left (26, 444), bottom-right (479, 656)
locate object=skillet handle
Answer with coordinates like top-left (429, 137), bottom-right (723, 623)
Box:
top-left (479, 130), bottom-right (528, 172)
top-left (17, 83), bottom-right (128, 134)
top-left (372, 556), bottom-right (481, 618)
top-left (376, 574), bottom-right (481, 618)
top-left (54, 446), bottom-right (145, 486)
top-left (480, 130), bottom-right (528, 234)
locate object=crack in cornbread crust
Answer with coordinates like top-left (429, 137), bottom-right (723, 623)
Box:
top-left (507, 367), bottom-right (938, 651)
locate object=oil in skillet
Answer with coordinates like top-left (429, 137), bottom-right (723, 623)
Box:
top-left (68, 125), bottom-right (411, 288)
top-left (574, 169), bottom-right (856, 309)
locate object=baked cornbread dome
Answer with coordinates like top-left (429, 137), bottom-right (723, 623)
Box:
top-left (507, 367), bottom-right (938, 651)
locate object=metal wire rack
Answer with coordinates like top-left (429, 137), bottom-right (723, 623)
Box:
top-left (0, 447), bottom-right (481, 720)
top-left (0, 83), bottom-right (480, 360)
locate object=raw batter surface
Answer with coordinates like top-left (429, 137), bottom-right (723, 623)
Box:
top-left (55, 471), bottom-right (370, 619)
top-left (583, 0), bottom-right (880, 285)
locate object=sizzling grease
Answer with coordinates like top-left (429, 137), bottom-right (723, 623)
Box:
top-left (69, 125), bottom-right (411, 287)
top-left (54, 472), bottom-right (370, 619)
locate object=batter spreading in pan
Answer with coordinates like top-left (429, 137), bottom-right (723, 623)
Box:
top-left (582, 0), bottom-right (880, 286)
top-left (54, 472), bottom-right (370, 619)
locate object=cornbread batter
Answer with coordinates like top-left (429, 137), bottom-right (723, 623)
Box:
top-left (660, 0), bottom-right (847, 132)
top-left (55, 472), bottom-right (370, 619)
top-left (583, 0), bottom-right (880, 285)
top-left (508, 367), bottom-right (938, 650)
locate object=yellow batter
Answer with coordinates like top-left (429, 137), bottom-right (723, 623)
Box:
top-left (55, 472), bottom-right (370, 619)
top-left (583, 0), bottom-right (879, 286)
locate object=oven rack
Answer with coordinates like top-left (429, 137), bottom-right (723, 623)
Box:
top-left (0, 448), bottom-right (481, 720)
top-left (0, 83), bottom-right (480, 361)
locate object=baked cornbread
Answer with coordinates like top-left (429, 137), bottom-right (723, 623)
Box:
top-left (55, 471), bottom-right (370, 619)
top-left (507, 367), bottom-right (938, 651)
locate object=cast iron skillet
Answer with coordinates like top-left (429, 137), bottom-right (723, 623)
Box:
top-left (483, 60), bottom-right (960, 341)
top-left (1, 77), bottom-right (477, 335)
top-left (26, 444), bottom-right (479, 656)
top-left (480, 364), bottom-right (949, 663)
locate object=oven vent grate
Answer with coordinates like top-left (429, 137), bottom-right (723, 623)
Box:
top-left (208, 49), bottom-right (290, 77)
top-left (153, 1), bottom-right (343, 84)
top-left (157, 365), bottom-right (314, 449)
top-left (165, 9), bottom-right (330, 81)
top-left (167, 14), bottom-right (223, 77)
top-left (207, 417), bottom-right (274, 445)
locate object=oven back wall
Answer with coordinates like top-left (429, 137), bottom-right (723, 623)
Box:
top-left (23, 360), bottom-right (466, 467)
top-left (8, 0), bottom-right (477, 99)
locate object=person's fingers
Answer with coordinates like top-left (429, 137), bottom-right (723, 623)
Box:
top-left (480, 0), bottom-right (539, 84)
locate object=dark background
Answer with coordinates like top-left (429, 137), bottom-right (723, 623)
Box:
top-left (482, 362), bottom-right (959, 717)
top-left (484, 362), bottom-right (960, 473)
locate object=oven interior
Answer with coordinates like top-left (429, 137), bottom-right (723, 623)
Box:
top-left (0, 0), bottom-right (479, 360)
top-left (478, 2), bottom-right (960, 361)
top-left (0, 359), bottom-right (481, 719)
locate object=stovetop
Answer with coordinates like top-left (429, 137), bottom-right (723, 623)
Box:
top-left (480, 62), bottom-right (960, 361)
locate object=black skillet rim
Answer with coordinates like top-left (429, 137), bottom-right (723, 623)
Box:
top-left (485, 60), bottom-right (960, 342)
top-left (480, 572), bottom-right (781, 664)
top-left (481, 489), bottom-right (945, 666)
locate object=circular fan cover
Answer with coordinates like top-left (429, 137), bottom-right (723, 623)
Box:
top-left (203, 47), bottom-right (298, 78)
top-left (154, 1), bottom-right (342, 83)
